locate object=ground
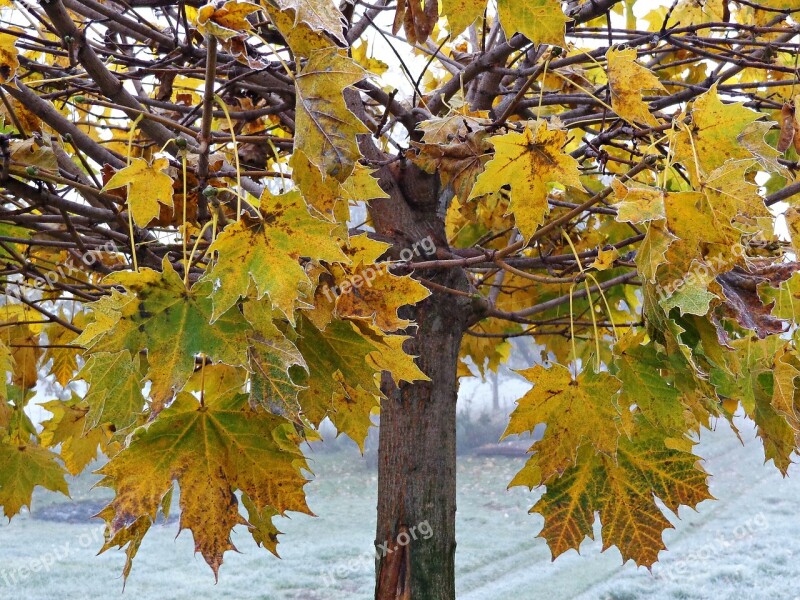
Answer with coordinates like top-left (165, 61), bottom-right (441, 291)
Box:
top-left (2, 415), bottom-right (800, 600)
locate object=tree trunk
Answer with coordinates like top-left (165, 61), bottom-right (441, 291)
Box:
top-left (375, 281), bottom-right (470, 600)
top-left (350, 116), bottom-right (479, 598)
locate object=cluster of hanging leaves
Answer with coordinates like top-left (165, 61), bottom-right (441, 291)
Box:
top-left (1, 0), bottom-right (800, 581)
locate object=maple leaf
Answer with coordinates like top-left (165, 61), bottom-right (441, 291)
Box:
top-left (418, 113), bottom-right (490, 144)
top-left (591, 247), bottom-right (619, 271)
top-left (74, 290), bottom-right (133, 349)
top-left (459, 318), bottom-right (514, 377)
top-left (85, 259), bottom-right (251, 404)
top-left (352, 42), bottom-right (389, 76)
top-left (519, 420), bottom-right (711, 567)
top-left (636, 221), bottom-right (675, 285)
top-left (470, 120), bottom-right (582, 240)
top-left (39, 395), bottom-right (111, 475)
top-left (204, 188), bottom-right (349, 322)
top-left (263, 3), bottom-right (332, 57)
top-left (294, 48), bottom-right (369, 180)
top-left (739, 121), bottom-right (792, 178)
top-left (42, 320), bottom-right (79, 387)
top-left (290, 150), bottom-right (387, 223)
top-left (0, 438), bottom-right (69, 518)
top-left (6, 320), bottom-right (41, 389)
top-left (654, 189), bottom-right (743, 294)
top-left (331, 258), bottom-right (431, 332)
top-left (711, 336), bottom-right (799, 473)
top-left (10, 137), bottom-right (58, 171)
top-left (503, 363), bottom-right (623, 481)
top-left (353, 320), bottom-right (428, 384)
top-left (97, 389), bottom-right (311, 578)
top-left (717, 265), bottom-right (793, 339)
top-left (668, 0), bottom-right (727, 24)
top-left (104, 158), bottom-right (174, 227)
top-left (670, 84), bottom-right (760, 180)
top-left (496, 0), bottom-right (568, 47)
top-left (606, 47), bottom-right (666, 127)
top-left (290, 315), bottom-right (425, 449)
top-left (242, 493), bottom-right (282, 555)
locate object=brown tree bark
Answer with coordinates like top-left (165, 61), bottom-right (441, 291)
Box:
top-left (367, 155), bottom-right (474, 599)
top-left (374, 280), bottom-right (470, 600)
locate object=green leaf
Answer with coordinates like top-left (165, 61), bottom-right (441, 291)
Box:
top-left (0, 438), bottom-right (68, 518)
top-left (77, 351), bottom-right (145, 431)
top-left (84, 259), bottom-right (251, 404)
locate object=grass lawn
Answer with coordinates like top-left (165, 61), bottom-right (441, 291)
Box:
top-left (2, 416), bottom-right (800, 599)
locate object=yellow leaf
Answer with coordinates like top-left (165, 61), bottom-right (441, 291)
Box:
top-left (516, 420), bottom-right (711, 567)
top-left (97, 390), bottom-right (310, 578)
top-left (591, 247), bottom-right (619, 271)
top-left (197, 1), bottom-right (260, 40)
top-left (352, 41), bottom-right (388, 76)
top-left (7, 321), bottom-right (41, 389)
top-left (670, 84), bottom-right (760, 180)
top-left (606, 47), bottom-right (666, 127)
top-left (611, 179), bottom-right (666, 224)
top-left (39, 396), bottom-right (112, 475)
top-left (292, 315), bottom-right (384, 449)
top-left (263, 3), bottom-right (332, 57)
top-left (272, 0), bottom-right (347, 45)
top-left (291, 150), bottom-right (387, 223)
top-left (205, 189), bottom-right (349, 322)
top-left (0, 31), bottom-right (18, 83)
top-left (470, 120), bottom-right (582, 240)
top-left (503, 363), bottom-right (623, 481)
top-left (441, 0), bottom-right (486, 36)
top-left (294, 48), bottom-right (369, 180)
top-left (0, 439), bottom-right (68, 518)
top-left (43, 321), bottom-right (78, 387)
top-left (333, 260), bottom-right (431, 331)
top-left (496, 0), bottom-right (568, 47)
top-left (104, 158), bottom-right (174, 227)
top-left (459, 318), bottom-right (514, 377)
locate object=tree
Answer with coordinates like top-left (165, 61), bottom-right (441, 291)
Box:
top-left (1, 0), bottom-right (800, 597)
